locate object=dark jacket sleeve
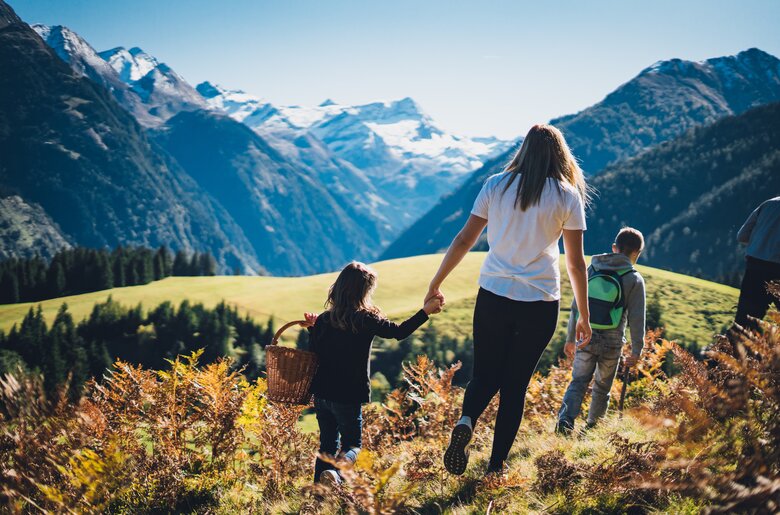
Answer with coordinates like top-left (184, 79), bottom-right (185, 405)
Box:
top-left (367, 309), bottom-right (429, 340)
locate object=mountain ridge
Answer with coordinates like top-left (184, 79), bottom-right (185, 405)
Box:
top-left (382, 48), bottom-right (780, 274)
top-left (0, 3), bottom-right (264, 274)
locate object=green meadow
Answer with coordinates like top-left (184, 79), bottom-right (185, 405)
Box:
top-left (0, 252), bottom-right (738, 348)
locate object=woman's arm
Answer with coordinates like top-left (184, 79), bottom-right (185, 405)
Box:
top-left (562, 229), bottom-right (592, 347)
top-left (426, 214), bottom-right (488, 303)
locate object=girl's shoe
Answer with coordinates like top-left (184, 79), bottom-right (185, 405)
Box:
top-left (318, 469), bottom-right (341, 487)
top-left (444, 422), bottom-right (472, 475)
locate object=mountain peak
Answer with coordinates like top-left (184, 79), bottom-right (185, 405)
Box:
top-left (196, 81), bottom-right (223, 99)
top-left (393, 96), bottom-right (421, 110)
top-left (641, 48), bottom-right (780, 78)
top-left (319, 98), bottom-right (337, 107)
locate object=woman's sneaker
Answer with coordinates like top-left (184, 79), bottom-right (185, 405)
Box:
top-left (443, 422), bottom-right (472, 475)
top-left (485, 461), bottom-right (509, 481)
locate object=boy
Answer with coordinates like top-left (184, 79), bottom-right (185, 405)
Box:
top-left (556, 227), bottom-right (646, 434)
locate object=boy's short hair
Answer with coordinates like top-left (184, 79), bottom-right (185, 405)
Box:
top-left (615, 227), bottom-right (645, 255)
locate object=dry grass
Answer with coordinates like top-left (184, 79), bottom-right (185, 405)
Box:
top-left (0, 300), bottom-right (777, 513)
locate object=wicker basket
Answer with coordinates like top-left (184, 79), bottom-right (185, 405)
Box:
top-left (265, 320), bottom-right (318, 405)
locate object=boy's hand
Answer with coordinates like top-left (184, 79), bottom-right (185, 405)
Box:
top-left (575, 317), bottom-right (592, 348)
top-left (423, 294), bottom-right (444, 315)
top-left (301, 312), bottom-right (318, 328)
top-left (564, 341), bottom-right (576, 361)
top-left (623, 355), bottom-right (639, 368)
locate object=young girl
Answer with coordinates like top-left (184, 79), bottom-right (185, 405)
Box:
top-left (302, 261), bottom-right (443, 485)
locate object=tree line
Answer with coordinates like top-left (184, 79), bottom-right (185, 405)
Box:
top-left (0, 289), bottom-right (670, 402)
top-left (0, 298), bottom-right (271, 398)
top-left (0, 246), bottom-right (219, 304)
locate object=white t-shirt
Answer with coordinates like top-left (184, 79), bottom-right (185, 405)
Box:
top-left (471, 172), bottom-right (587, 302)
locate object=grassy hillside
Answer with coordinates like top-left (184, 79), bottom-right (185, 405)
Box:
top-left (0, 253), bottom-right (738, 347)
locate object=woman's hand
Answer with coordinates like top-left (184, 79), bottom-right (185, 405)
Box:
top-left (423, 294), bottom-right (444, 315)
top-left (301, 312), bottom-right (318, 328)
top-left (575, 317), bottom-right (592, 348)
top-left (425, 286), bottom-right (443, 305)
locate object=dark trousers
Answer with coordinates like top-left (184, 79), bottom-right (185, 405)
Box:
top-left (313, 397), bottom-right (362, 482)
top-left (462, 287), bottom-right (559, 467)
top-left (735, 257), bottom-right (780, 330)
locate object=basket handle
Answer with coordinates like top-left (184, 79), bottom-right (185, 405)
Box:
top-left (269, 320), bottom-right (307, 346)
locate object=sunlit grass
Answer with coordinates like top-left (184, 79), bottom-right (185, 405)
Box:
top-left (0, 252), bottom-right (738, 347)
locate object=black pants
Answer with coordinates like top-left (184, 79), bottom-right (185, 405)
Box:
top-left (735, 257), bottom-right (780, 330)
top-left (462, 287), bottom-right (559, 467)
top-left (313, 397), bottom-right (362, 482)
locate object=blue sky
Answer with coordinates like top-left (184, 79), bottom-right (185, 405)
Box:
top-left (13, 0), bottom-right (780, 139)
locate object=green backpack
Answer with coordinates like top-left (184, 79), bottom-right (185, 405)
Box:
top-left (583, 265), bottom-right (636, 330)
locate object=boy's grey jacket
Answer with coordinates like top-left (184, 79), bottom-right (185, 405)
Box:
top-left (738, 196), bottom-right (780, 264)
top-left (566, 253), bottom-right (646, 356)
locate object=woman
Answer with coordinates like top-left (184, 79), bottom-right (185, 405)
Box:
top-left (426, 124), bottom-right (592, 477)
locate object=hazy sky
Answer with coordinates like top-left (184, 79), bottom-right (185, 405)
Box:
top-left (13, 0), bottom-right (780, 139)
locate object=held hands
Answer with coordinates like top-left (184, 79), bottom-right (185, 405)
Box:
top-left (300, 312), bottom-right (318, 328)
top-left (424, 285), bottom-right (445, 315)
top-left (425, 286), bottom-right (444, 305)
top-left (423, 293), bottom-right (445, 315)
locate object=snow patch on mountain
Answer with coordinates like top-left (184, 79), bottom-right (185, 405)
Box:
top-left (198, 81), bottom-right (513, 225)
top-left (100, 46), bottom-right (158, 82)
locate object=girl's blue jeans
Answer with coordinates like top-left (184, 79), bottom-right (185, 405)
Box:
top-left (313, 397), bottom-right (362, 482)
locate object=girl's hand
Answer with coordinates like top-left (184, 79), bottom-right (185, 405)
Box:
top-left (425, 286), bottom-right (443, 305)
top-left (301, 312), bottom-right (318, 328)
top-left (575, 317), bottom-right (592, 348)
top-left (423, 294), bottom-right (444, 315)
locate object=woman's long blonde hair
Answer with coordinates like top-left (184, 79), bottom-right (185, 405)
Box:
top-left (502, 124), bottom-right (590, 210)
top-left (326, 261), bottom-right (382, 332)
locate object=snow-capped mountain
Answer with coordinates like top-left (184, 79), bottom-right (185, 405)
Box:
top-left (32, 24), bottom-right (155, 125)
top-left (198, 82), bottom-right (513, 225)
top-left (99, 46), bottom-right (207, 122)
top-left (34, 22), bottom-right (512, 231)
top-left (33, 24), bottom-right (206, 126)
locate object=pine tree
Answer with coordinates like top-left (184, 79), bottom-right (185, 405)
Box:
top-left (153, 246), bottom-right (172, 280)
top-left (51, 303), bottom-right (88, 399)
top-left (96, 250), bottom-right (113, 290)
top-left (295, 327), bottom-right (310, 350)
top-left (198, 252), bottom-right (217, 276)
top-left (47, 259), bottom-right (66, 297)
top-left (188, 252), bottom-right (201, 276)
top-left (112, 246), bottom-right (126, 287)
top-left (0, 270), bottom-right (19, 304)
top-left (173, 250), bottom-right (189, 276)
top-left (161, 246), bottom-right (173, 277)
top-left (262, 317), bottom-right (275, 347)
